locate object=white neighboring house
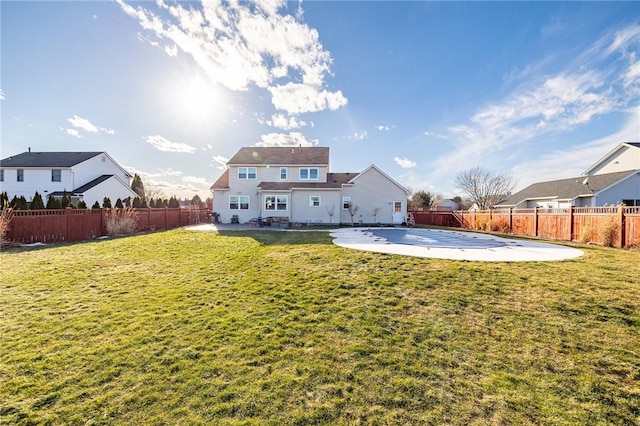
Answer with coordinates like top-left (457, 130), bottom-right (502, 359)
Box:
top-left (0, 151), bottom-right (138, 207)
top-left (210, 146), bottom-right (410, 225)
top-left (495, 142), bottom-right (640, 209)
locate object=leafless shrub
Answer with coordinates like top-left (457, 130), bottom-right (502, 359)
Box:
top-left (579, 225), bottom-right (594, 243)
top-left (599, 219), bottom-right (619, 248)
top-left (105, 208), bottom-right (139, 237)
top-left (0, 208), bottom-right (14, 247)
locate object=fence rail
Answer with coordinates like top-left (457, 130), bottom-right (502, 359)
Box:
top-left (409, 206), bottom-right (639, 249)
top-left (3, 207), bottom-right (209, 244)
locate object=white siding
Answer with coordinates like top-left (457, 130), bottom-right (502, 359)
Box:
top-left (0, 168), bottom-right (74, 199)
top-left (81, 177), bottom-right (137, 207)
top-left (587, 145), bottom-right (640, 175)
top-left (290, 190), bottom-right (341, 224)
top-left (72, 154), bottom-right (131, 184)
top-left (340, 167), bottom-right (407, 225)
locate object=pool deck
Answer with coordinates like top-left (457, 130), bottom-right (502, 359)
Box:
top-left (186, 224), bottom-right (584, 262)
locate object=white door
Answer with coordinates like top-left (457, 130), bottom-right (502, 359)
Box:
top-left (392, 201), bottom-right (404, 224)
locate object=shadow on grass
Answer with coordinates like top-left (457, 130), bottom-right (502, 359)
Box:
top-left (215, 229), bottom-right (334, 246)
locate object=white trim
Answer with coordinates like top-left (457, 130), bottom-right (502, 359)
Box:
top-left (349, 164), bottom-right (410, 195)
top-left (583, 142), bottom-right (640, 175)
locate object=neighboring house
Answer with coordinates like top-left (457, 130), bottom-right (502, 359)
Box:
top-left (210, 146), bottom-right (410, 225)
top-left (495, 142), bottom-right (640, 208)
top-left (0, 150), bottom-right (137, 207)
top-left (435, 199), bottom-right (459, 210)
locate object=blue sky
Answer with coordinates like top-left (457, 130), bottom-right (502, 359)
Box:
top-left (2, 1), bottom-right (639, 200)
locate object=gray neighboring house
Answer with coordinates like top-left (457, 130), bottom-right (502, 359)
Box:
top-left (495, 142), bottom-right (640, 208)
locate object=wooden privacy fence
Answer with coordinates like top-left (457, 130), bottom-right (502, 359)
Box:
top-left (410, 206), bottom-right (640, 249)
top-left (4, 207), bottom-right (209, 244)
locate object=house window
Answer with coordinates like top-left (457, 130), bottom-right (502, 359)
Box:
top-left (229, 195), bottom-right (250, 210)
top-left (0, 170), bottom-right (3, 182)
top-left (623, 199), bottom-right (640, 207)
top-left (299, 168), bottom-right (319, 180)
top-left (394, 201), bottom-right (402, 213)
top-left (342, 196), bottom-right (351, 210)
top-left (17, 169), bottom-right (24, 182)
top-left (280, 167), bottom-right (287, 180)
top-left (52, 169), bottom-right (61, 182)
top-left (238, 167), bottom-right (257, 180)
top-left (309, 196), bottom-right (321, 207)
top-left (265, 195), bottom-right (288, 211)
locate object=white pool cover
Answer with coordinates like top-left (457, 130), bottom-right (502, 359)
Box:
top-left (330, 228), bottom-right (584, 262)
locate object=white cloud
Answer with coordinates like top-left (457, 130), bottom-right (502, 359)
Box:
top-left (66, 115), bottom-right (115, 136)
top-left (212, 155), bottom-right (229, 167)
top-left (160, 168), bottom-right (183, 176)
top-left (351, 130), bottom-right (368, 140)
top-left (606, 24), bottom-right (640, 56)
top-left (144, 135), bottom-right (196, 153)
top-left (117, 0), bottom-right (347, 114)
top-left (255, 131), bottom-right (318, 147)
top-left (263, 113), bottom-right (308, 130)
top-left (66, 128), bottom-right (82, 138)
top-left (68, 115), bottom-right (99, 133)
top-left (376, 125), bottom-right (390, 131)
top-left (182, 175), bottom-right (208, 185)
top-left (0, 89), bottom-right (5, 100)
top-left (394, 157), bottom-right (417, 169)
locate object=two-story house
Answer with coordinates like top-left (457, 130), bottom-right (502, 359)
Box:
top-left (0, 150), bottom-right (138, 207)
top-left (495, 142), bottom-right (640, 209)
top-left (210, 146), bottom-right (410, 225)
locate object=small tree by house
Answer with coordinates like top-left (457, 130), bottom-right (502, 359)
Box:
top-left (115, 198), bottom-right (124, 209)
top-left (61, 191), bottom-right (72, 208)
top-left (46, 196), bottom-right (62, 209)
top-left (77, 200), bottom-right (88, 209)
top-left (326, 204), bottom-right (336, 224)
top-left (347, 202), bottom-right (360, 226)
top-left (369, 207), bottom-right (382, 224)
top-left (131, 173), bottom-right (146, 201)
top-left (0, 192), bottom-right (9, 209)
top-left (103, 197), bottom-right (112, 208)
top-left (169, 196), bottom-right (180, 208)
top-left (10, 195), bottom-right (28, 210)
top-left (91, 201), bottom-right (101, 209)
top-left (30, 191), bottom-right (45, 210)
top-left (132, 197), bottom-right (142, 208)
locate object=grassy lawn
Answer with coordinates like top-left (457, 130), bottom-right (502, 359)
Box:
top-left (1, 228), bottom-right (639, 425)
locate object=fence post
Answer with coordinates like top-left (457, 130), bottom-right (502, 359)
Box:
top-left (65, 207), bottom-right (72, 241)
top-left (509, 208), bottom-right (513, 233)
top-left (568, 207), bottom-right (574, 242)
top-left (534, 207), bottom-right (539, 237)
top-left (619, 205), bottom-right (626, 249)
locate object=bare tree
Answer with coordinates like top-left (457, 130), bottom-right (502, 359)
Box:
top-left (455, 166), bottom-right (516, 210)
top-left (346, 202), bottom-right (360, 226)
top-left (408, 190), bottom-right (443, 209)
top-left (369, 207), bottom-right (382, 223)
top-left (326, 204), bottom-right (336, 224)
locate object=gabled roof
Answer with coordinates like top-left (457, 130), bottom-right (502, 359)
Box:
top-left (496, 169), bottom-right (639, 207)
top-left (583, 142), bottom-right (640, 175)
top-left (258, 173), bottom-right (356, 190)
top-left (0, 152), bottom-right (103, 168)
top-left (227, 147), bottom-right (329, 166)
top-left (49, 175), bottom-right (136, 197)
top-left (349, 164), bottom-right (411, 195)
top-left (210, 169), bottom-right (230, 190)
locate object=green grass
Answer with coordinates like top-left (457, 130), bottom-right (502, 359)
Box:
top-left (1, 229), bottom-right (639, 425)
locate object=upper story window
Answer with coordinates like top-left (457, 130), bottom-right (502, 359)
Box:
top-left (299, 167), bottom-right (319, 180)
top-left (17, 169), bottom-right (24, 182)
top-left (238, 167), bottom-right (257, 180)
top-left (52, 169), bottom-right (62, 182)
top-left (0, 170), bottom-right (4, 182)
top-left (280, 167), bottom-right (287, 180)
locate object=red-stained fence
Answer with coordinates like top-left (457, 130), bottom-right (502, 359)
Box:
top-left (4, 208), bottom-right (209, 244)
top-left (410, 206), bottom-right (640, 249)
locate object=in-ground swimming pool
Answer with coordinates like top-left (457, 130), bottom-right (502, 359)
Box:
top-left (330, 227), bottom-right (584, 262)
top-left (368, 228), bottom-right (513, 249)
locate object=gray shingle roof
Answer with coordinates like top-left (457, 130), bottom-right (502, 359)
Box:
top-left (227, 147), bottom-right (329, 165)
top-left (258, 173), bottom-right (356, 190)
top-left (497, 170), bottom-right (639, 207)
top-left (0, 152), bottom-right (103, 168)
